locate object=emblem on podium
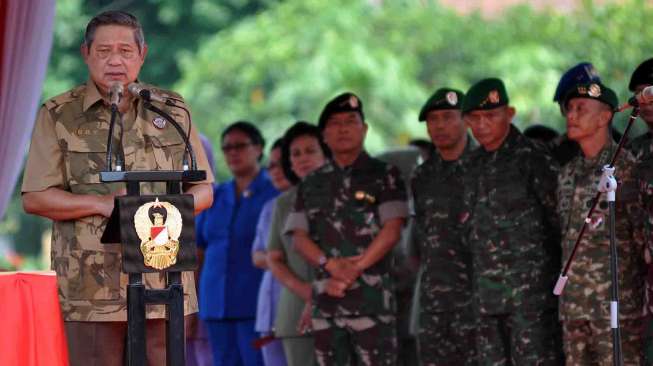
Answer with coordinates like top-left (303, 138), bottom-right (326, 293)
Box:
top-left (134, 198), bottom-right (182, 270)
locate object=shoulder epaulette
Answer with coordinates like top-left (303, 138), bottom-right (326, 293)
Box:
top-left (43, 84), bottom-right (85, 110)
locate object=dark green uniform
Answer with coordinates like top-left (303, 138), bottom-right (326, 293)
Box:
top-left (285, 152), bottom-right (408, 366)
top-left (411, 137), bottom-right (478, 366)
top-left (464, 126), bottom-right (563, 365)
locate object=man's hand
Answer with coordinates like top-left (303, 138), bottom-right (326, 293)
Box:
top-left (297, 301), bottom-right (313, 334)
top-left (324, 256), bottom-right (362, 285)
top-left (324, 277), bottom-right (348, 298)
top-left (96, 188), bottom-right (126, 217)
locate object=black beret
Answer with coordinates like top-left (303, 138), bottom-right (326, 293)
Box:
top-left (462, 78), bottom-right (509, 113)
top-left (318, 92), bottom-right (364, 130)
top-left (629, 58), bottom-right (653, 92)
top-left (418, 88), bottom-right (464, 121)
top-left (562, 82), bottom-right (618, 111)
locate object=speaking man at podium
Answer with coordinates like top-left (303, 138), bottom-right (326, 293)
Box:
top-left (20, 10), bottom-right (214, 366)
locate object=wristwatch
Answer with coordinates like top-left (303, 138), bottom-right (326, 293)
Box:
top-left (317, 254), bottom-right (329, 270)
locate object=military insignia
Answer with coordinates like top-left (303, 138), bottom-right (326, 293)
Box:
top-left (134, 198), bottom-right (182, 270)
top-left (588, 83), bottom-right (602, 98)
top-left (355, 191), bottom-right (366, 201)
top-left (488, 90), bottom-right (500, 104)
top-left (578, 86), bottom-right (588, 95)
top-left (446, 91), bottom-right (458, 106)
top-left (152, 116), bottom-right (166, 129)
top-left (354, 191), bottom-right (375, 204)
top-left (349, 95), bottom-right (359, 108)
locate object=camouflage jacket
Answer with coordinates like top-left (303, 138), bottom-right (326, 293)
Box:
top-left (21, 80), bottom-right (213, 321)
top-left (285, 151), bottom-right (408, 318)
top-left (464, 125), bottom-right (561, 315)
top-left (557, 139), bottom-right (647, 321)
top-left (627, 131), bottom-right (652, 161)
top-left (411, 137), bottom-right (477, 313)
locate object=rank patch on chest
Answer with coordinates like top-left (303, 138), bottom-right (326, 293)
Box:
top-left (152, 116), bottom-right (166, 129)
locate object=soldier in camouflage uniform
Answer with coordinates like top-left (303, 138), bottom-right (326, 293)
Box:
top-left (410, 87), bottom-right (478, 365)
top-left (285, 92), bottom-right (408, 366)
top-left (21, 11), bottom-right (214, 366)
top-left (558, 81), bottom-right (647, 365)
top-left (626, 58), bottom-right (653, 366)
top-left (462, 78), bottom-right (563, 365)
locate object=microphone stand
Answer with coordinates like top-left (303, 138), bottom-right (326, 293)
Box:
top-left (553, 105), bottom-right (640, 366)
top-left (106, 103), bottom-right (123, 171)
top-left (139, 92), bottom-right (197, 171)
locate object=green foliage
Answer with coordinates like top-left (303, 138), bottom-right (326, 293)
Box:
top-left (7, 0), bottom-right (653, 254)
top-left (177, 0), bottom-right (653, 180)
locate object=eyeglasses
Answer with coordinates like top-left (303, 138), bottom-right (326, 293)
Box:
top-left (221, 142), bottom-right (252, 153)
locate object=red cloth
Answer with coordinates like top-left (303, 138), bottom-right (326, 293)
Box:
top-left (0, 272), bottom-right (69, 366)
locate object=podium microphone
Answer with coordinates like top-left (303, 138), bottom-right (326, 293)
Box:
top-left (127, 83), bottom-right (167, 103)
top-left (618, 85), bottom-right (653, 112)
top-left (109, 82), bottom-right (123, 108)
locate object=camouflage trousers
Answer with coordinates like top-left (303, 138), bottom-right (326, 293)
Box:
top-left (562, 318), bottom-right (643, 366)
top-left (312, 315), bottom-right (397, 366)
top-left (417, 310), bottom-right (477, 366)
top-left (476, 309), bottom-right (563, 366)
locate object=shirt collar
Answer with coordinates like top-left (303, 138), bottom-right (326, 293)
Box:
top-left (83, 79), bottom-right (104, 112)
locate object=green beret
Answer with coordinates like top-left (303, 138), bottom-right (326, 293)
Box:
top-left (318, 92), bottom-right (365, 130)
top-left (562, 82), bottom-right (618, 111)
top-left (461, 78), bottom-right (509, 113)
top-left (629, 58), bottom-right (653, 92)
top-left (418, 88), bottom-right (464, 121)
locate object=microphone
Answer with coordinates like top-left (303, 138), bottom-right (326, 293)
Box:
top-left (109, 83), bottom-right (123, 107)
top-left (618, 85), bottom-right (653, 111)
top-left (127, 83), bottom-right (167, 103)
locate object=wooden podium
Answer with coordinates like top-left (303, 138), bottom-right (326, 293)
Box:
top-left (100, 169), bottom-right (205, 366)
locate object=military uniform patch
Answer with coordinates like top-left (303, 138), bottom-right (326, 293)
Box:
top-left (446, 91), bottom-right (458, 106)
top-left (152, 116), bottom-right (166, 129)
top-left (588, 83), bottom-right (602, 98)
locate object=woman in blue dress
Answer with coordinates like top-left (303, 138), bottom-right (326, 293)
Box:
top-left (196, 121), bottom-right (279, 366)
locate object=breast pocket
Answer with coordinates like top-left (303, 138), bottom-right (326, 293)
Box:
top-left (65, 136), bottom-right (107, 189)
top-left (145, 130), bottom-right (186, 171)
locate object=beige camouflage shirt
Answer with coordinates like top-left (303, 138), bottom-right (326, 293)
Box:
top-left (557, 139), bottom-right (647, 321)
top-left (21, 80), bottom-right (214, 322)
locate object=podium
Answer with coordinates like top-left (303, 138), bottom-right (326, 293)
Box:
top-left (100, 169), bottom-right (205, 366)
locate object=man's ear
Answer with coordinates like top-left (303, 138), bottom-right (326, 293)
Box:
top-left (80, 43), bottom-right (90, 63)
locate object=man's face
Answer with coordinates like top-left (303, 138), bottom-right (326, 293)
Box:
top-left (425, 109), bottom-right (466, 150)
top-left (82, 25), bottom-right (147, 95)
top-left (565, 98), bottom-right (611, 142)
top-left (465, 106), bottom-right (514, 151)
top-left (635, 84), bottom-right (653, 128)
top-left (322, 111), bottom-right (367, 154)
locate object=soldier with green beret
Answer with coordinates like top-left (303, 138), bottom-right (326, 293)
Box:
top-left (285, 92), bottom-right (409, 365)
top-left (558, 81), bottom-right (647, 365)
top-left (412, 87), bottom-right (478, 365)
top-left (461, 78), bottom-right (563, 365)
top-left (20, 10), bottom-right (214, 365)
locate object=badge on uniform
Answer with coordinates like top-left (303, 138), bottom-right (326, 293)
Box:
top-left (488, 90), bottom-right (500, 104)
top-left (446, 91), bottom-right (458, 106)
top-left (355, 190), bottom-right (376, 204)
top-left (588, 83), bottom-right (602, 98)
top-left (152, 116), bottom-right (166, 129)
top-left (134, 198), bottom-right (181, 270)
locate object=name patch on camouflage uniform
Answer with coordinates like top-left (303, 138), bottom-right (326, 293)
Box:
top-left (134, 198), bottom-right (182, 270)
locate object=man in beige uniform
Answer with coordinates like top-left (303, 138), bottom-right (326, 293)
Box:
top-left (21, 10), bottom-right (213, 366)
